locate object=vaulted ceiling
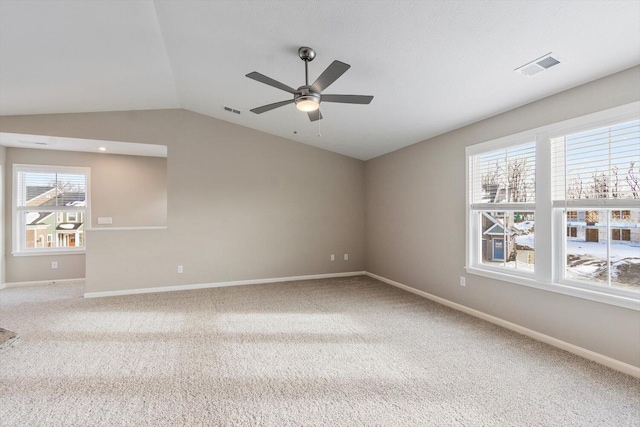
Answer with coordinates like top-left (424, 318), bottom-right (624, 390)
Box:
top-left (1, 1), bottom-right (639, 160)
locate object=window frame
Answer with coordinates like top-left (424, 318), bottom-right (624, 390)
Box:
top-left (13, 164), bottom-right (91, 256)
top-left (465, 102), bottom-right (640, 311)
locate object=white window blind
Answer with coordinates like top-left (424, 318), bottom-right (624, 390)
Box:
top-left (470, 141), bottom-right (536, 208)
top-left (552, 120), bottom-right (640, 207)
top-left (17, 170), bottom-right (87, 208)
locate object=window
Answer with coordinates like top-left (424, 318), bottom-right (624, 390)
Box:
top-left (14, 165), bottom-right (90, 255)
top-left (611, 228), bottom-right (633, 241)
top-left (468, 141), bottom-right (536, 276)
top-left (612, 210), bottom-right (631, 220)
top-left (553, 119), bottom-right (639, 292)
top-left (466, 103), bottom-right (639, 310)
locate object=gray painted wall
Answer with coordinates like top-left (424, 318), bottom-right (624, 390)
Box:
top-left (3, 148), bottom-right (167, 283)
top-left (365, 66), bottom-right (640, 367)
top-left (0, 110), bottom-right (366, 291)
top-left (0, 146), bottom-right (5, 284)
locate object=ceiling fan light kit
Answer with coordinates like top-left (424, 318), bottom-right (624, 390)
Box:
top-left (246, 47), bottom-right (373, 122)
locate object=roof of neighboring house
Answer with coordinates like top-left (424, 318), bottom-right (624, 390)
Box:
top-left (481, 212), bottom-right (501, 226)
top-left (37, 193), bottom-right (86, 207)
top-left (483, 223), bottom-right (514, 236)
top-left (26, 211), bottom-right (53, 226)
top-left (57, 222), bottom-right (83, 231)
top-left (27, 186), bottom-right (55, 201)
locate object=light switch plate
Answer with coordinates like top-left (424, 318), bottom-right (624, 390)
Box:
top-left (97, 217), bottom-right (113, 225)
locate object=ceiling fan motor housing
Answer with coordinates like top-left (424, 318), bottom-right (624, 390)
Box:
top-left (295, 85), bottom-right (321, 107)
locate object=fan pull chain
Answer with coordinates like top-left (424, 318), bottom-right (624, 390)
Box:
top-left (318, 118), bottom-right (321, 137)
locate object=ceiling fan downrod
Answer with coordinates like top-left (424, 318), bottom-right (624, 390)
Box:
top-left (298, 47), bottom-right (315, 86)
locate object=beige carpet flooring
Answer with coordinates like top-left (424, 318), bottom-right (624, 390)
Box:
top-left (0, 275), bottom-right (638, 426)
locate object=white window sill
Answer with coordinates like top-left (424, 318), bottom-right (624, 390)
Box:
top-left (465, 266), bottom-right (640, 311)
top-left (12, 249), bottom-right (86, 257)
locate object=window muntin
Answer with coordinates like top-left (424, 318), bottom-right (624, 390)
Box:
top-left (14, 165), bottom-right (89, 254)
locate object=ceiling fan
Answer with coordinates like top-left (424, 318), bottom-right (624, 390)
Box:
top-left (246, 47), bottom-right (373, 122)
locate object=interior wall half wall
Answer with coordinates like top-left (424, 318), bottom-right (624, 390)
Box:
top-left (4, 147), bottom-right (167, 283)
top-left (0, 111), bottom-right (366, 291)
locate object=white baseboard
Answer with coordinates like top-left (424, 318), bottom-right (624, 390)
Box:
top-left (365, 272), bottom-right (640, 379)
top-left (84, 271), bottom-right (366, 299)
top-left (4, 278), bottom-right (85, 288)
top-left (0, 283), bottom-right (5, 290)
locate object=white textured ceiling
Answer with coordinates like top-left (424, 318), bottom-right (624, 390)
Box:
top-left (1, 0), bottom-right (639, 160)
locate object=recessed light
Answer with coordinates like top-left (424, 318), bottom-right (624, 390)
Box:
top-left (98, 147), bottom-right (107, 151)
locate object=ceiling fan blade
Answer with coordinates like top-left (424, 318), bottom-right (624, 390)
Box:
top-left (311, 60), bottom-right (350, 93)
top-left (246, 72), bottom-right (297, 94)
top-left (250, 99), bottom-right (294, 114)
top-left (321, 94), bottom-right (374, 104)
top-left (308, 109), bottom-right (323, 122)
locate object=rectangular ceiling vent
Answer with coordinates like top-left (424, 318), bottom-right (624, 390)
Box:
top-left (223, 106), bottom-right (241, 115)
top-left (19, 140), bottom-right (48, 146)
top-left (515, 53), bottom-right (561, 77)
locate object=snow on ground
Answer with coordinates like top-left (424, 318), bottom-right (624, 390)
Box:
top-left (566, 240), bottom-right (639, 287)
top-left (514, 221), bottom-right (535, 249)
top-left (512, 234), bottom-right (640, 261)
top-left (567, 239), bottom-right (640, 260)
top-left (490, 233), bottom-right (639, 287)
top-left (515, 234), bottom-right (534, 248)
top-left (512, 221), bottom-right (534, 232)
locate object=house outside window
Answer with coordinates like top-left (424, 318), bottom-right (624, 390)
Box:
top-left (612, 210), bottom-right (631, 220)
top-left (14, 164), bottom-right (90, 255)
top-left (466, 103), bottom-right (639, 310)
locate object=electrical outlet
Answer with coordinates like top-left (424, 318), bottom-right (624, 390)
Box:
top-left (177, 265), bottom-right (184, 274)
top-left (344, 253), bottom-right (349, 261)
top-left (51, 261), bottom-right (58, 269)
top-left (460, 276), bottom-right (466, 287)
top-left (330, 254), bottom-right (335, 261)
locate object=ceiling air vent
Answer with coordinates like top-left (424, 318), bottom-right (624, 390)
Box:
top-left (19, 140), bottom-right (48, 146)
top-left (515, 53), bottom-right (561, 77)
top-left (223, 106), bottom-right (241, 115)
